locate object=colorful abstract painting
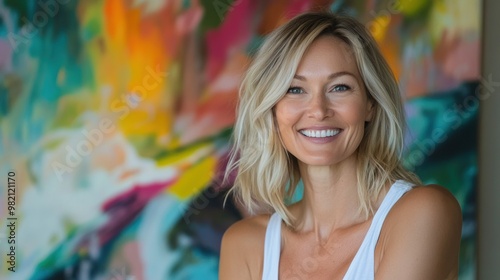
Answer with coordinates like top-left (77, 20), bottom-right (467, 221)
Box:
top-left (0, 0), bottom-right (480, 279)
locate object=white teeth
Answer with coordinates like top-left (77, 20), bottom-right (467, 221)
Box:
top-left (300, 129), bottom-right (340, 138)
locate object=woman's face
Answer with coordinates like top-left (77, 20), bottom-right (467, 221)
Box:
top-left (274, 36), bottom-right (373, 167)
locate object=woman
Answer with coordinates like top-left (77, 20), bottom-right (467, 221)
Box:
top-left (219, 12), bottom-right (462, 280)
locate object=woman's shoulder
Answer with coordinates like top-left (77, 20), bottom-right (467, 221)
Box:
top-left (219, 214), bottom-right (272, 279)
top-left (376, 183), bottom-right (462, 279)
top-left (392, 183), bottom-right (462, 220)
top-left (222, 213), bottom-right (271, 245)
top-left (384, 183), bottom-right (462, 235)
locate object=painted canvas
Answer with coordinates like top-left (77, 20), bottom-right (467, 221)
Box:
top-left (0, 0), bottom-right (480, 279)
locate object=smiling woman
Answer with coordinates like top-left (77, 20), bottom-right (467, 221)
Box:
top-left (220, 12), bottom-right (462, 280)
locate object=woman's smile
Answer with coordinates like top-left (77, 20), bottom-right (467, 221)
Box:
top-left (299, 128), bottom-right (342, 138)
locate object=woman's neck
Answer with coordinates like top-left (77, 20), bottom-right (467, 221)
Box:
top-left (291, 156), bottom-right (365, 242)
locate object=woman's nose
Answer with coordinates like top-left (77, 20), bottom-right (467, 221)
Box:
top-left (307, 92), bottom-right (332, 120)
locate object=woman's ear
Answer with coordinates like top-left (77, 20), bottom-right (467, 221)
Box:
top-left (365, 98), bottom-right (375, 122)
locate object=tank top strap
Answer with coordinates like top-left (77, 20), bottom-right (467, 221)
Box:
top-left (262, 212), bottom-right (282, 280)
top-left (343, 180), bottom-right (414, 279)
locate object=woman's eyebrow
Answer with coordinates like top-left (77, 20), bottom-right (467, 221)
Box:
top-left (293, 71), bottom-right (356, 81)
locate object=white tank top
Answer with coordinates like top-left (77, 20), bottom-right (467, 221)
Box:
top-left (262, 180), bottom-right (414, 280)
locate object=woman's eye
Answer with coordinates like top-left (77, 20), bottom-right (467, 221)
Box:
top-left (287, 87), bottom-right (304, 94)
top-left (331, 84), bottom-right (351, 92)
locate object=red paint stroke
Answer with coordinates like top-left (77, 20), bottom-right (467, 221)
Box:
top-left (76, 178), bottom-right (177, 251)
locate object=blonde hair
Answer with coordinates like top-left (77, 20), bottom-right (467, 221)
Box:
top-left (225, 12), bottom-right (421, 226)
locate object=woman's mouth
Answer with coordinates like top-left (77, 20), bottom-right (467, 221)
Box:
top-left (299, 129), bottom-right (341, 138)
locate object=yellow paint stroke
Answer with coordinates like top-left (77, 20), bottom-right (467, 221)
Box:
top-left (156, 141), bottom-right (213, 167)
top-left (167, 154), bottom-right (216, 200)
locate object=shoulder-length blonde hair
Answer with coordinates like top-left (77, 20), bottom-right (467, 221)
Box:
top-left (225, 12), bottom-right (421, 226)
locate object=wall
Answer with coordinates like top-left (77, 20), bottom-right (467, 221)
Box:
top-left (479, 0), bottom-right (500, 278)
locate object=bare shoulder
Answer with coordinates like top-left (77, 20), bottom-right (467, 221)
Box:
top-left (390, 184), bottom-right (462, 224)
top-left (219, 214), bottom-right (271, 280)
top-left (376, 184), bottom-right (463, 279)
top-left (381, 184), bottom-right (462, 238)
top-left (221, 214), bottom-right (269, 253)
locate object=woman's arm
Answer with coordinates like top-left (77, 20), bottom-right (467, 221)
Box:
top-left (375, 185), bottom-right (462, 280)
